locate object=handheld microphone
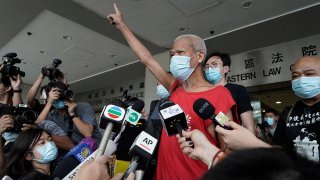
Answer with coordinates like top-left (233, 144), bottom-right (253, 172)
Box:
top-left (124, 99), bottom-right (145, 125)
top-left (53, 138), bottom-right (97, 179)
top-left (96, 104), bottom-right (126, 158)
top-left (193, 98), bottom-right (230, 129)
top-left (158, 99), bottom-right (188, 136)
top-left (122, 131), bottom-right (158, 180)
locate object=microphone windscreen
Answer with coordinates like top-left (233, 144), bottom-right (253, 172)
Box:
top-left (159, 99), bottom-right (175, 110)
top-left (193, 98), bottom-right (215, 120)
top-left (52, 156), bottom-right (80, 179)
top-left (131, 100), bottom-right (145, 113)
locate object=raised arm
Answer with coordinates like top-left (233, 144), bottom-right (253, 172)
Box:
top-left (27, 73), bottom-right (45, 108)
top-left (107, 3), bottom-right (175, 90)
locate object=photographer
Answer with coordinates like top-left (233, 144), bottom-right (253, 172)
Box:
top-left (36, 81), bottom-right (102, 145)
top-left (0, 64), bottom-right (23, 106)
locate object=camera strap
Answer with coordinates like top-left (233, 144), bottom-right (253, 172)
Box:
top-left (67, 116), bottom-right (74, 137)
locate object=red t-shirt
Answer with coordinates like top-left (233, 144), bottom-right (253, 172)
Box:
top-left (156, 81), bottom-right (237, 180)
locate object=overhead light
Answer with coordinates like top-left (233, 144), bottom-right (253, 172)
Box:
top-left (241, 0), bottom-right (254, 9)
top-left (276, 101), bottom-right (282, 104)
top-left (109, 54), bottom-right (117, 58)
top-left (114, 63), bottom-right (118, 66)
top-left (62, 35), bottom-right (72, 40)
top-left (40, 50), bottom-right (48, 54)
top-left (262, 109), bottom-right (265, 113)
top-left (178, 26), bottom-right (188, 32)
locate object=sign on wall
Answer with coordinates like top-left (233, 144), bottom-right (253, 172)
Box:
top-left (227, 34), bottom-right (320, 87)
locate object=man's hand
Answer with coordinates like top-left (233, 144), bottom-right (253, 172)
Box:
top-left (65, 100), bottom-right (77, 116)
top-left (107, 3), bottom-right (124, 27)
top-left (177, 130), bottom-right (219, 166)
top-left (216, 121), bottom-right (271, 150)
top-left (21, 123), bottom-right (39, 131)
top-left (47, 88), bottom-right (60, 104)
top-left (10, 74), bottom-right (22, 90)
top-left (0, 115), bottom-right (14, 134)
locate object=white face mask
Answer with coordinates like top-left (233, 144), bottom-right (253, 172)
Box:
top-left (169, 53), bottom-right (199, 82)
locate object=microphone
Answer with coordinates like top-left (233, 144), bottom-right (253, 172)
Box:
top-left (158, 99), bottom-right (188, 136)
top-left (124, 99), bottom-right (145, 125)
top-left (193, 98), bottom-right (230, 129)
top-left (96, 104), bottom-right (126, 158)
top-left (122, 131), bottom-right (158, 180)
top-left (53, 137), bottom-right (97, 179)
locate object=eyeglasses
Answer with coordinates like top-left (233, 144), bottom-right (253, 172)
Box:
top-left (203, 62), bottom-right (223, 71)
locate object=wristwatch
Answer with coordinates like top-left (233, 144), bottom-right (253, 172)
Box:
top-left (13, 89), bottom-right (22, 93)
top-left (69, 113), bottom-right (79, 119)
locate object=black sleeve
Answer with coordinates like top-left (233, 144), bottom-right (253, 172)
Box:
top-left (236, 85), bottom-right (253, 114)
top-left (272, 107), bottom-right (290, 146)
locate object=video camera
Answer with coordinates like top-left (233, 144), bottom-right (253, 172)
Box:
top-left (1, 52), bottom-right (26, 78)
top-left (0, 104), bottom-right (38, 133)
top-left (41, 59), bottom-right (63, 81)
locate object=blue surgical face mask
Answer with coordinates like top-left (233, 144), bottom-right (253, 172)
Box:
top-left (292, 77), bottom-right (320, 99)
top-left (170, 54), bottom-right (198, 82)
top-left (34, 141), bottom-right (58, 164)
top-left (156, 84), bottom-right (170, 99)
top-left (205, 67), bottom-right (222, 84)
top-left (264, 117), bottom-right (275, 126)
top-left (53, 100), bottom-right (65, 109)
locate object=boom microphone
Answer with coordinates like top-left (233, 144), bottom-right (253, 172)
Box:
top-left (193, 98), bottom-right (230, 129)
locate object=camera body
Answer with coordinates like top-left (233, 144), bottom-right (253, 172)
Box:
top-left (58, 89), bottom-right (73, 100)
top-left (41, 59), bottom-right (63, 81)
top-left (1, 52), bottom-right (26, 78)
top-left (0, 104), bottom-right (38, 133)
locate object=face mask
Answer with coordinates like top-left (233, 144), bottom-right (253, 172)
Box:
top-left (34, 141), bottom-right (58, 164)
top-left (292, 77), bottom-right (320, 99)
top-left (205, 67), bottom-right (222, 84)
top-left (53, 100), bottom-right (65, 109)
top-left (170, 54), bottom-right (198, 82)
top-left (156, 85), bottom-right (170, 99)
top-left (264, 117), bottom-right (275, 126)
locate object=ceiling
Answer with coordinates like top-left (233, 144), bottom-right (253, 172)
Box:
top-left (1, 0), bottom-right (320, 94)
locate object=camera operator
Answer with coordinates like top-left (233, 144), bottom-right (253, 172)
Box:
top-left (0, 64), bottom-right (23, 106)
top-left (27, 59), bottom-right (67, 114)
top-left (36, 81), bottom-right (102, 146)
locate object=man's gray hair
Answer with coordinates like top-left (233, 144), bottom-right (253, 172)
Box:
top-left (174, 34), bottom-right (207, 56)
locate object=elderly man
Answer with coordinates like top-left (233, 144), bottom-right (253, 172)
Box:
top-left (273, 56), bottom-right (320, 162)
top-left (108, 4), bottom-right (238, 180)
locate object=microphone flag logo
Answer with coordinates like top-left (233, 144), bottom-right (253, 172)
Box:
top-left (124, 107), bottom-right (142, 125)
top-left (104, 105), bottom-right (125, 121)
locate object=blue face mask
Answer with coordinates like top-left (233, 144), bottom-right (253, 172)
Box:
top-left (156, 85), bottom-right (170, 99)
top-left (170, 54), bottom-right (197, 82)
top-left (53, 100), bottom-right (65, 109)
top-left (264, 117), bottom-right (275, 126)
top-left (292, 77), bottom-right (320, 99)
top-left (205, 67), bottom-right (222, 84)
top-left (34, 141), bottom-right (58, 164)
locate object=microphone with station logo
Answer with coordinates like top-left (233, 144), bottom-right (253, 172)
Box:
top-left (193, 98), bottom-right (230, 129)
top-left (158, 99), bottom-right (189, 136)
top-left (122, 131), bottom-right (158, 180)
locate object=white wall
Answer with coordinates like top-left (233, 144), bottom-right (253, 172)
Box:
top-left (144, 51), bottom-right (170, 113)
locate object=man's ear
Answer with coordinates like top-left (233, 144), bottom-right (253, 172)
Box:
top-left (222, 66), bottom-right (230, 74)
top-left (197, 51), bottom-right (205, 64)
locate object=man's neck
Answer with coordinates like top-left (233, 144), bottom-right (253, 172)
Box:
top-left (215, 78), bottom-right (227, 86)
top-left (183, 69), bottom-right (213, 91)
top-left (302, 95), bottom-right (320, 106)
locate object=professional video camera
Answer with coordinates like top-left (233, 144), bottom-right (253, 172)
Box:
top-left (58, 89), bottom-right (74, 100)
top-left (1, 52), bottom-right (26, 78)
top-left (41, 59), bottom-right (63, 81)
top-left (0, 104), bottom-right (38, 133)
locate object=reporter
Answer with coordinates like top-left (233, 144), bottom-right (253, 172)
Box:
top-left (1, 129), bottom-right (58, 179)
